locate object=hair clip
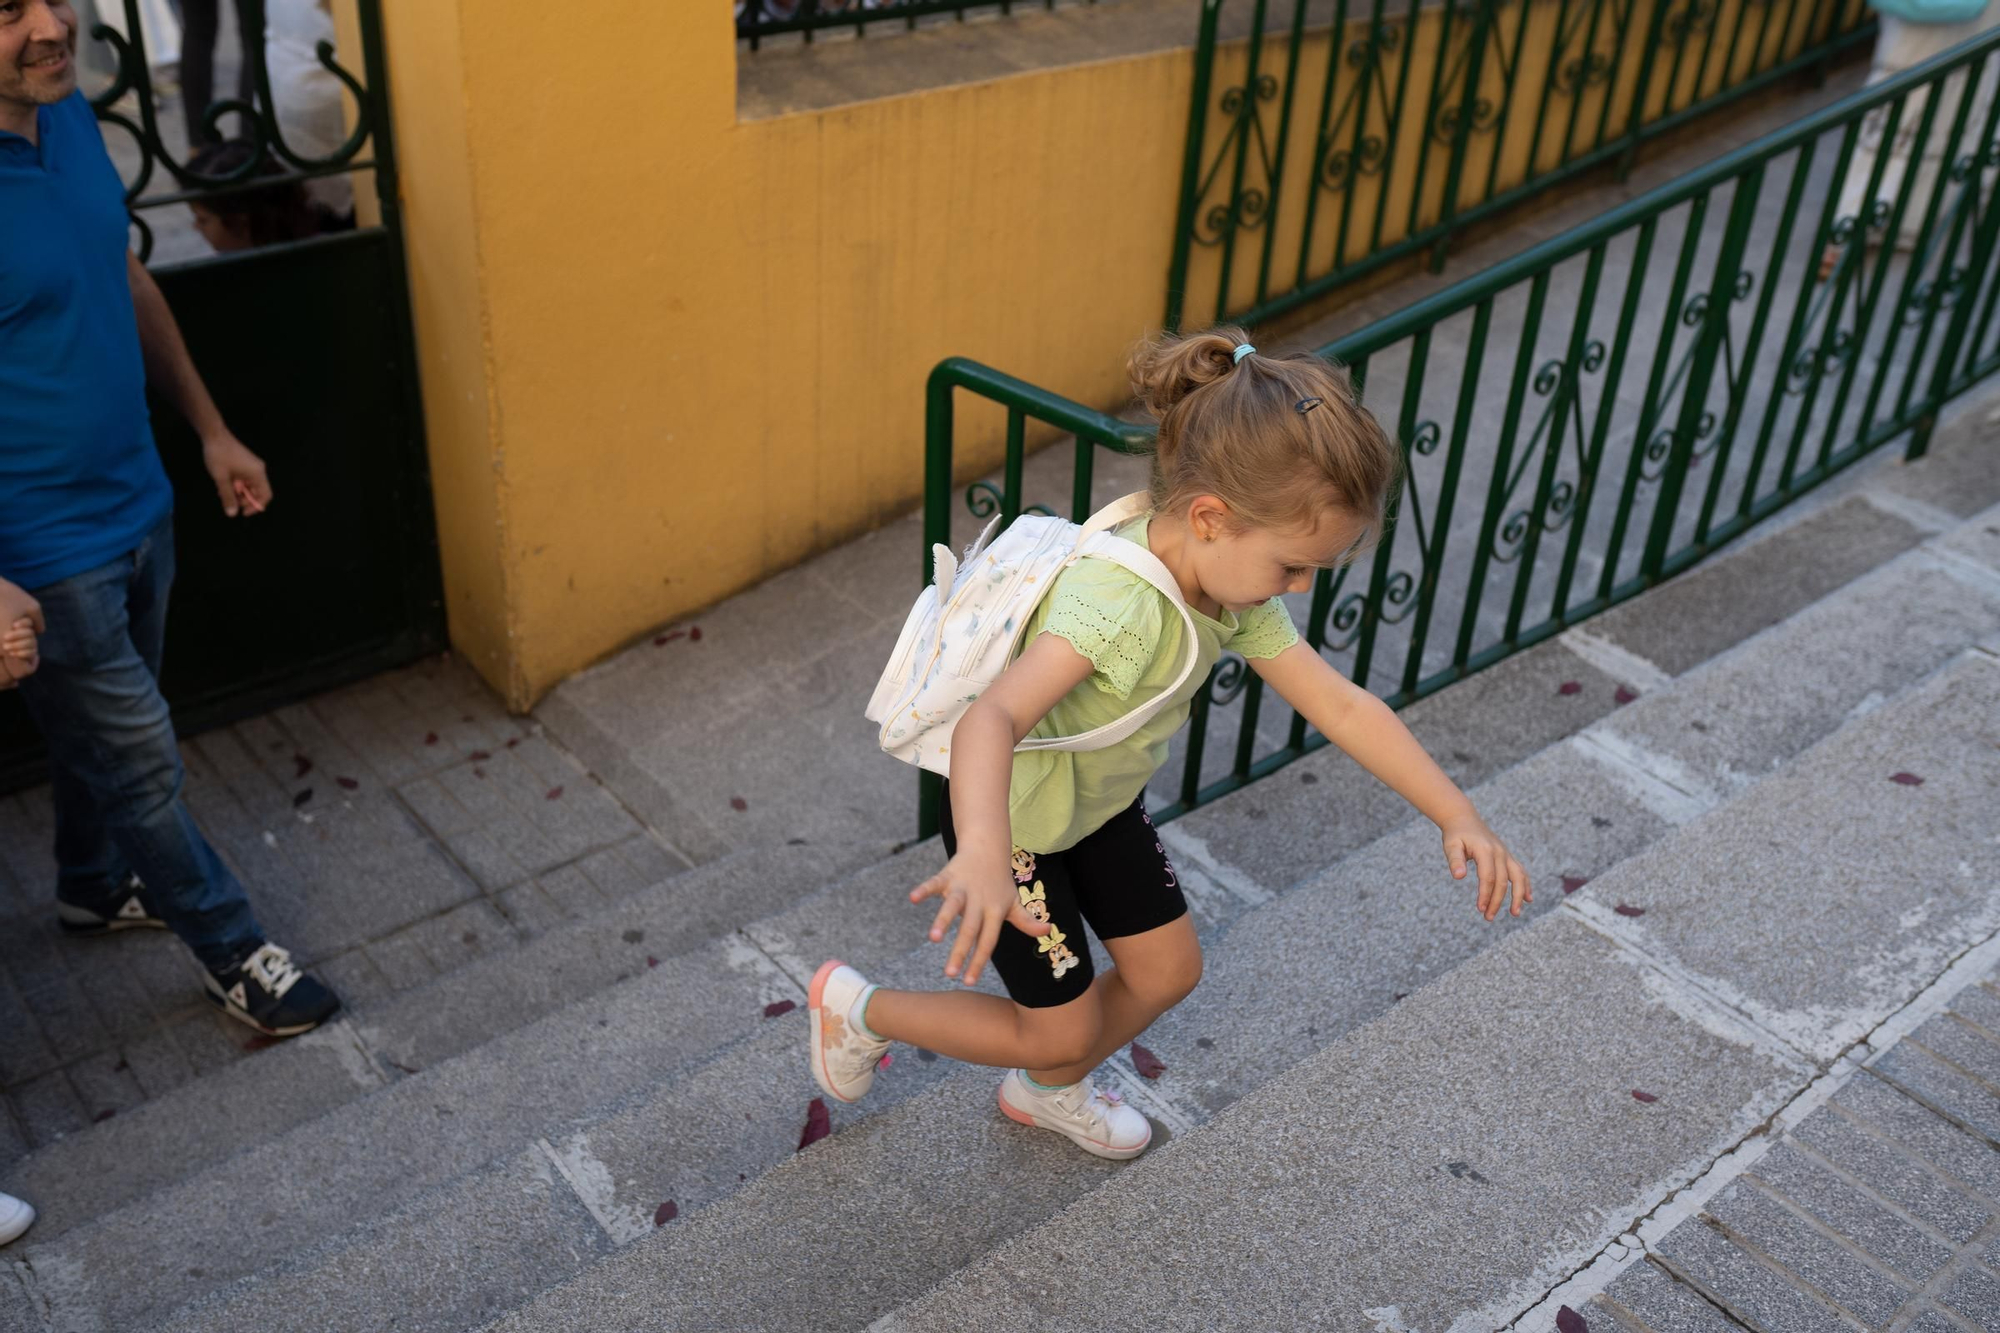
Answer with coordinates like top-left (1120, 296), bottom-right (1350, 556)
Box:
top-left (1295, 396), bottom-right (1324, 414)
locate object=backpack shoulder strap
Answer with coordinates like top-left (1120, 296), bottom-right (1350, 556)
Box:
top-left (1017, 495), bottom-right (1207, 754)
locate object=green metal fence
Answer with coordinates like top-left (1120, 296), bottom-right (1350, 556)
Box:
top-left (922, 24), bottom-right (2000, 837)
top-left (738, 0), bottom-right (1096, 49)
top-left (1166, 0), bottom-right (1878, 332)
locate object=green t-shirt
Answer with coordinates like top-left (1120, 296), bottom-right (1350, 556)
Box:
top-left (1007, 515), bottom-right (1299, 853)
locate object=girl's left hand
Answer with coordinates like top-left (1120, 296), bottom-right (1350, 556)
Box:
top-left (1441, 815), bottom-right (1531, 921)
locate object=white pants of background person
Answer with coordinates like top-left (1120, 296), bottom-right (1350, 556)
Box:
top-left (265, 0), bottom-right (351, 218)
top-left (1838, 0), bottom-right (2000, 252)
top-left (88, 0), bottom-right (181, 77)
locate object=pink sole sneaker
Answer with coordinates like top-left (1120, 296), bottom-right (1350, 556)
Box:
top-left (809, 959), bottom-right (887, 1104)
top-left (997, 1071), bottom-right (1152, 1160)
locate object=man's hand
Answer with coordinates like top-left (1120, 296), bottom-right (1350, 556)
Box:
top-left (0, 581), bottom-right (45, 692)
top-left (202, 432), bottom-right (273, 517)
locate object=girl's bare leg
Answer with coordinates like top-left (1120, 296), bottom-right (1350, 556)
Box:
top-left (864, 985), bottom-right (1103, 1070)
top-left (1027, 913), bottom-right (1202, 1087)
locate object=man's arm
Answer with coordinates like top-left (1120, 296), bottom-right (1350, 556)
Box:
top-left (125, 253), bottom-right (272, 516)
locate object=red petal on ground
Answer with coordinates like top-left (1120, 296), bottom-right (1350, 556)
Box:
top-left (1614, 903), bottom-right (1646, 917)
top-left (729, 796), bottom-right (748, 812)
top-left (1632, 1089), bottom-right (1659, 1104)
top-left (292, 789), bottom-right (312, 808)
top-left (546, 786), bottom-right (564, 800)
top-left (335, 776), bottom-right (359, 790)
top-left (654, 1200), bottom-right (678, 1225)
top-left (799, 1097), bottom-right (832, 1150)
top-left (878, 1053), bottom-right (894, 1070)
top-left (646, 956), bottom-right (660, 969)
top-left (112, 1058), bottom-right (129, 1072)
top-left (763, 999), bottom-right (797, 1018)
top-left (1130, 1042), bottom-right (1167, 1079)
top-left (469, 750), bottom-right (490, 762)
top-left (1558, 681), bottom-right (1583, 696)
top-left (1555, 1306), bottom-right (1590, 1333)
top-left (423, 731), bottom-right (439, 746)
top-left (92, 1108), bottom-right (115, 1123)
top-left (472, 768), bottom-right (486, 780)
top-left (653, 630), bottom-right (687, 647)
top-left (1562, 875), bottom-right (1588, 894)
top-left (505, 738), bottom-right (519, 748)
top-left (689, 627), bottom-right (703, 641)
top-left (244, 1034), bottom-right (281, 1053)
top-left (1614, 686), bottom-right (1638, 705)
top-left (1890, 772), bottom-right (1925, 786)
top-left (293, 754), bottom-right (313, 779)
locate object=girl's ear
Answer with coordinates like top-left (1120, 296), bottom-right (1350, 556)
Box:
top-left (1186, 494), bottom-right (1234, 543)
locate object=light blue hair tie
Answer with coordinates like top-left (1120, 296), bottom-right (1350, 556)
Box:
top-left (1232, 343), bottom-right (1256, 364)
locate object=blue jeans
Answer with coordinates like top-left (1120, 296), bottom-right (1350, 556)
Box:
top-left (16, 515), bottom-right (263, 972)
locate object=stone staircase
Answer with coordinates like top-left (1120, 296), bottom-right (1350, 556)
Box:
top-left (2, 377), bottom-right (1994, 1329)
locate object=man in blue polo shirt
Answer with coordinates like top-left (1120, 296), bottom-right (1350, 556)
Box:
top-left (0, 0), bottom-right (339, 1050)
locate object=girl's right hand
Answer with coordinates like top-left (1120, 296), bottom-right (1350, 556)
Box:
top-left (909, 852), bottom-right (1051, 987)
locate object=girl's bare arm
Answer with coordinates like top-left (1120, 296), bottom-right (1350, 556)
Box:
top-left (1250, 641), bottom-right (1531, 919)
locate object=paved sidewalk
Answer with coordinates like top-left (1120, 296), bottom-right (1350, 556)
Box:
top-left (0, 660), bottom-right (684, 1153)
top-left (1572, 963), bottom-right (2000, 1333)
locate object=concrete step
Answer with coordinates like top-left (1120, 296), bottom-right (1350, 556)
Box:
top-left (877, 650), bottom-right (2000, 1333)
top-left (0, 836), bottom-right (898, 1246)
top-left (451, 516), bottom-right (2000, 1331)
top-left (51, 490), bottom-right (2000, 1332)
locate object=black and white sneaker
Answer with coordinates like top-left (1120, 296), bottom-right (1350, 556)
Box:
top-left (202, 942), bottom-right (341, 1037)
top-left (56, 874), bottom-right (165, 936)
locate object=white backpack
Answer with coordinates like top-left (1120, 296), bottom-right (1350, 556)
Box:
top-left (865, 492), bottom-right (1201, 775)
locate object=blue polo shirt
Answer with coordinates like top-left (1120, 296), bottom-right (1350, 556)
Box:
top-left (0, 90), bottom-right (172, 591)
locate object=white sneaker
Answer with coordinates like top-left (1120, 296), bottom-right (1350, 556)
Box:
top-left (998, 1068), bottom-right (1153, 1159)
top-left (0, 1191), bottom-right (34, 1246)
top-left (809, 961), bottom-right (890, 1104)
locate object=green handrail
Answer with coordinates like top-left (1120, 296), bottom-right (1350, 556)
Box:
top-left (920, 25), bottom-right (2000, 839)
top-left (1166, 0), bottom-right (1879, 332)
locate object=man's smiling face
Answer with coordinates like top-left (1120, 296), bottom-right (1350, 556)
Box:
top-left (0, 0), bottom-right (79, 123)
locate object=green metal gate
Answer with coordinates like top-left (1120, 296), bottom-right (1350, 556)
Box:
top-left (0, 0), bottom-right (442, 788)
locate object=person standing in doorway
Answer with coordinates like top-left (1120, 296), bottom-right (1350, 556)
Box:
top-left (0, 0), bottom-right (340, 1038)
top-left (177, 0), bottom-right (252, 144)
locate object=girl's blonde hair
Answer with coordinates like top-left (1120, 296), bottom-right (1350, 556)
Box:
top-left (1128, 325), bottom-right (1401, 551)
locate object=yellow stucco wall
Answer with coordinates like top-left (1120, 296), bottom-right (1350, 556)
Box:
top-left (378, 0), bottom-right (1831, 709)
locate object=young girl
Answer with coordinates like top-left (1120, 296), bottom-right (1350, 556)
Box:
top-left (811, 327), bottom-right (1532, 1159)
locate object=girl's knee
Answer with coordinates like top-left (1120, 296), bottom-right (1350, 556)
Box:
top-left (1016, 995), bottom-right (1102, 1068)
top-left (1129, 941), bottom-right (1203, 1010)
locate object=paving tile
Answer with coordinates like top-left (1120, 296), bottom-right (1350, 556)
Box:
top-left (11, 1069), bottom-right (85, 1147)
top-left (1939, 1263), bottom-right (2000, 1327)
top-left (310, 947), bottom-right (397, 1011)
top-left (115, 1025), bottom-right (195, 1100)
top-left (1874, 1043), bottom-right (2000, 1154)
top-left (1600, 1255), bottom-right (1759, 1333)
top-left (399, 899), bottom-right (514, 975)
top-left (394, 775), bottom-right (477, 838)
top-left (1745, 1132), bottom-right (1956, 1285)
top-left (493, 883), bottom-right (563, 938)
top-left (361, 926), bottom-right (441, 994)
top-left (1902, 1304), bottom-right (1974, 1333)
top-left (1769, 1122), bottom-right (1991, 1248)
top-left (1656, 1219), bottom-right (1862, 1333)
top-left (1945, 982), bottom-right (2000, 1037)
top-left (64, 1048), bottom-right (145, 1124)
top-left (532, 863), bottom-right (608, 920)
top-left (0, 980), bottom-right (55, 1085)
top-left (1911, 1012), bottom-right (2000, 1090)
top-left (1707, 1179), bottom-right (1913, 1325)
top-left (19, 975), bottom-right (110, 1059)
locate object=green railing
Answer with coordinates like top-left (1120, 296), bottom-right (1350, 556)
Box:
top-left (1166, 0), bottom-right (1878, 331)
top-left (922, 24), bottom-right (2000, 837)
top-left (738, 0), bottom-right (1097, 48)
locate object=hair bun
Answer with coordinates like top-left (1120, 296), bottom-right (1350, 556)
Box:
top-left (1127, 325), bottom-right (1253, 416)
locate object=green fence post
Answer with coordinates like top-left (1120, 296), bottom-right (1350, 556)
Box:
top-left (1641, 165), bottom-right (1766, 574)
top-left (1911, 118), bottom-right (2000, 459)
top-left (1166, 0), bottom-right (1229, 332)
